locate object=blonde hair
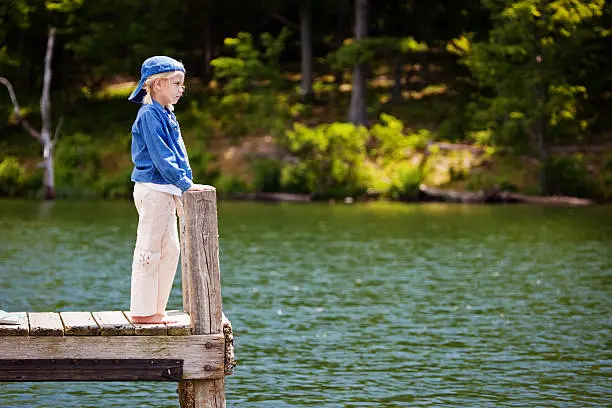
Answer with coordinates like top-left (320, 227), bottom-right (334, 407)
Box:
top-left (142, 71), bottom-right (183, 110)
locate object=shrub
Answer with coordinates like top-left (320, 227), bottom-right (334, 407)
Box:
top-left (449, 166), bottom-right (468, 182)
top-left (212, 174), bottom-right (248, 198)
top-left (279, 162), bottom-right (313, 194)
top-left (387, 161), bottom-right (424, 200)
top-left (188, 150), bottom-right (213, 184)
top-left (280, 122), bottom-right (369, 198)
top-left (251, 158), bottom-right (282, 193)
top-left (543, 154), bottom-right (598, 198)
top-left (0, 156), bottom-right (26, 197)
top-left (370, 114), bottom-right (431, 165)
top-left (54, 132), bottom-right (101, 186)
top-left (94, 168), bottom-right (133, 199)
top-left (465, 171), bottom-right (518, 192)
top-left (599, 154), bottom-right (612, 200)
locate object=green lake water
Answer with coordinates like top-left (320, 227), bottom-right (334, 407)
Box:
top-left (0, 200), bottom-right (610, 407)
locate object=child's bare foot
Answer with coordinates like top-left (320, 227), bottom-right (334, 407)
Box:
top-left (161, 315), bottom-right (178, 324)
top-left (129, 312), bottom-right (179, 324)
top-left (161, 312), bottom-right (178, 324)
top-left (129, 313), bottom-right (165, 324)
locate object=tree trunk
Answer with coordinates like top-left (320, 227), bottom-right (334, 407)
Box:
top-left (533, 18), bottom-right (547, 195)
top-left (332, 0), bottom-right (349, 102)
top-left (348, 0), bottom-right (368, 125)
top-left (40, 27), bottom-right (56, 200)
top-left (300, 0), bottom-right (313, 103)
top-left (418, 185), bottom-right (591, 206)
top-left (202, 14), bottom-right (213, 83)
top-left (391, 54), bottom-right (403, 103)
top-left (535, 83), bottom-right (547, 194)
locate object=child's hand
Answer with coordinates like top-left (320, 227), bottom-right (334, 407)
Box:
top-left (188, 184), bottom-right (216, 192)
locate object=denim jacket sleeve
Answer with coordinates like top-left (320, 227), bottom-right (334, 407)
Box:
top-left (139, 109), bottom-right (193, 191)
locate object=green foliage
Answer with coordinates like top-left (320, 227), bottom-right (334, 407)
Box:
top-left (325, 37), bottom-right (428, 70)
top-left (543, 154), bottom-right (598, 197)
top-left (281, 122), bottom-right (370, 198)
top-left (278, 115), bottom-right (436, 199)
top-left (452, 0), bottom-right (607, 150)
top-left (210, 28), bottom-right (296, 137)
top-left (63, 0), bottom-right (184, 80)
top-left (211, 28), bottom-right (290, 92)
top-left (1, 0), bottom-right (610, 202)
top-left (93, 168), bottom-right (133, 199)
top-left (46, 0), bottom-right (83, 12)
top-left (465, 171), bottom-right (518, 192)
top-left (53, 132), bottom-right (134, 198)
top-left (0, 1), bottom-right (33, 66)
top-left (188, 149), bottom-right (213, 185)
top-left (449, 166), bottom-right (468, 182)
top-left (370, 114), bottom-right (431, 164)
top-left (602, 155), bottom-right (612, 199)
top-left (0, 156), bottom-right (26, 197)
top-left (251, 158), bottom-right (282, 193)
top-left (387, 161), bottom-right (424, 200)
top-left (54, 132), bottom-right (101, 186)
top-left (212, 174), bottom-right (248, 198)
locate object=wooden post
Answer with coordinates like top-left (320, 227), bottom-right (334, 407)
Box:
top-left (178, 189), bottom-right (225, 408)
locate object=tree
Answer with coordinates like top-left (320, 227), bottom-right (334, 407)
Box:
top-left (299, 0), bottom-right (313, 102)
top-left (348, 0), bottom-right (368, 125)
top-left (450, 0), bottom-right (607, 193)
top-left (1, 27), bottom-right (60, 199)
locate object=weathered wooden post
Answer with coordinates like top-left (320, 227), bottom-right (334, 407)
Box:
top-left (178, 188), bottom-right (226, 408)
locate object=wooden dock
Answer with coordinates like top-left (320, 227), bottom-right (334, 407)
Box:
top-left (0, 189), bottom-right (234, 408)
top-left (0, 310), bottom-right (234, 381)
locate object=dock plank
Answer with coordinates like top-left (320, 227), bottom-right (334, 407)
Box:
top-left (0, 312), bottom-right (29, 336)
top-left (123, 312), bottom-right (168, 336)
top-left (165, 310), bottom-right (191, 335)
top-left (0, 358), bottom-right (184, 382)
top-left (28, 312), bottom-right (63, 336)
top-left (0, 334), bottom-right (225, 380)
top-left (92, 311), bottom-right (134, 335)
top-left (60, 312), bottom-right (100, 335)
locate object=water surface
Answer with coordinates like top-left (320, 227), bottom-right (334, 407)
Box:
top-left (0, 200), bottom-right (610, 407)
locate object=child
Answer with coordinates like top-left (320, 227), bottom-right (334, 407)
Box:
top-left (127, 56), bottom-right (212, 324)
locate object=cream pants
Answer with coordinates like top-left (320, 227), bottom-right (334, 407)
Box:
top-left (130, 183), bottom-right (183, 316)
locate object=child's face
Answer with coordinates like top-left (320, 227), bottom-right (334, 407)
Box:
top-left (155, 72), bottom-right (185, 106)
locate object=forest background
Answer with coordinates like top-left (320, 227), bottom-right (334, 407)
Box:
top-left (1, 0), bottom-right (611, 202)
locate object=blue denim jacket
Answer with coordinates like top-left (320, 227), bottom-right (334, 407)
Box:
top-left (130, 101), bottom-right (193, 191)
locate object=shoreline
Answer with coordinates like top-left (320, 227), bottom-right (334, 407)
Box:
top-left (0, 186), bottom-right (600, 206)
top-left (230, 187), bottom-right (594, 206)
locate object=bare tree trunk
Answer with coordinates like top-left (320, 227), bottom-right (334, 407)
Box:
top-left (300, 0), bottom-right (313, 103)
top-left (348, 0), bottom-right (368, 125)
top-left (0, 27), bottom-right (58, 200)
top-left (41, 27), bottom-right (56, 200)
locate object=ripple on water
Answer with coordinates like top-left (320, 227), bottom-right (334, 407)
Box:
top-left (0, 201), bottom-right (611, 407)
